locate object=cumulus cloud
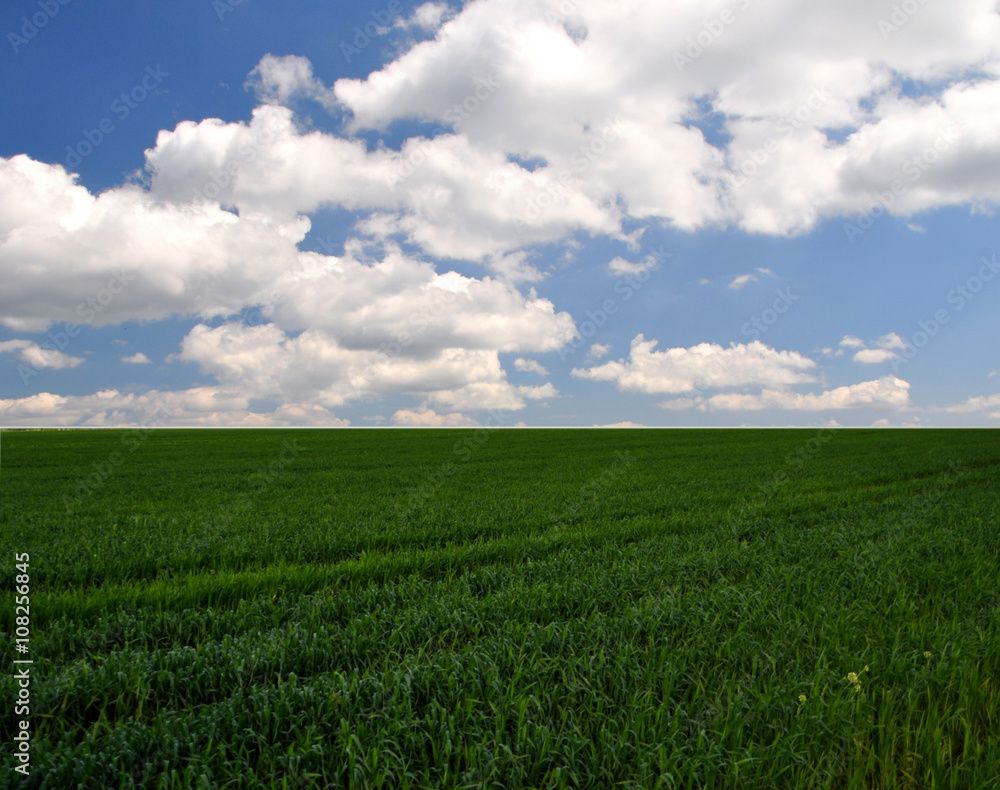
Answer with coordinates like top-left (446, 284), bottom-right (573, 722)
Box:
top-left (845, 332), bottom-right (909, 363)
top-left (391, 408), bottom-right (479, 426)
top-left (942, 392), bottom-right (1000, 419)
top-left (330, 0), bottom-right (1000, 236)
top-left (0, 146), bottom-right (577, 420)
top-left (174, 313), bottom-right (563, 413)
top-left (0, 339), bottom-right (84, 370)
top-left (0, 154), bottom-right (305, 332)
top-left (728, 273), bottom-right (758, 290)
top-left (607, 254), bottom-right (662, 277)
top-left (267, 248), bottom-right (576, 353)
top-left (396, 2), bottom-right (453, 32)
top-left (876, 333), bottom-right (908, 350)
top-left (144, 106), bottom-right (619, 260)
top-left (659, 376), bottom-right (911, 412)
top-left (853, 348), bottom-right (897, 364)
top-left (7, 0), bottom-right (1000, 425)
top-left (514, 357), bottom-right (548, 375)
top-left (0, 387), bottom-right (350, 427)
top-left (121, 352), bottom-right (151, 365)
top-left (245, 54), bottom-right (336, 109)
top-left (422, 380), bottom-right (557, 412)
top-left (572, 335), bottom-right (816, 394)
top-left (587, 343), bottom-right (612, 360)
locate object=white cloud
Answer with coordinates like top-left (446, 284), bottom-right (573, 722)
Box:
top-left (519, 382), bottom-right (558, 400)
top-left (244, 54), bottom-right (336, 109)
top-left (396, 2), bottom-right (453, 32)
top-left (853, 348), bottom-right (897, 364)
top-left (7, 1), bottom-right (1000, 425)
top-left (728, 273), bottom-right (757, 290)
top-left (144, 106), bottom-right (619, 260)
top-left (587, 343), bottom-right (612, 360)
top-left (876, 332), bottom-right (908, 350)
top-left (0, 387), bottom-right (350, 427)
top-left (845, 332), bottom-right (908, 363)
top-left (572, 335), bottom-right (816, 394)
top-left (942, 392), bottom-right (1000, 418)
top-left (658, 397), bottom-right (698, 411)
top-left (329, 0), bottom-right (1000, 237)
top-left (0, 339), bottom-right (84, 370)
top-left (121, 352), bottom-right (151, 365)
top-left (660, 376), bottom-right (911, 412)
top-left (391, 408), bottom-right (479, 426)
top-left (0, 149), bottom-right (579, 416)
top-left (174, 318), bottom-right (562, 414)
top-left (514, 357), bottom-right (549, 375)
top-left (267, 248), bottom-right (576, 354)
top-left (607, 254), bottom-right (661, 276)
top-left (0, 154), bottom-right (306, 332)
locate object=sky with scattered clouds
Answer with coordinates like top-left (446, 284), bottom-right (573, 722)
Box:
top-left (2, 0), bottom-right (999, 426)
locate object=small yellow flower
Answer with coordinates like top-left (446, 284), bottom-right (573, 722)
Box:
top-left (798, 694), bottom-right (807, 703)
top-left (847, 672), bottom-right (859, 683)
top-left (924, 651), bottom-right (932, 659)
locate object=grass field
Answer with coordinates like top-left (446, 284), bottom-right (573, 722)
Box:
top-left (1, 428), bottom-right (999, 789)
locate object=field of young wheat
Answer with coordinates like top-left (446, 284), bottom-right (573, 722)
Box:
top-left (1, 428), bottom-right (998, 788)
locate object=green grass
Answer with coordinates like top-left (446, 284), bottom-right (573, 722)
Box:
top-left (1, 428), bottom-right (998, 789)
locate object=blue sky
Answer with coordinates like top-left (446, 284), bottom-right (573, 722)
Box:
top-left (2, 0), bottom-right (999, 426)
